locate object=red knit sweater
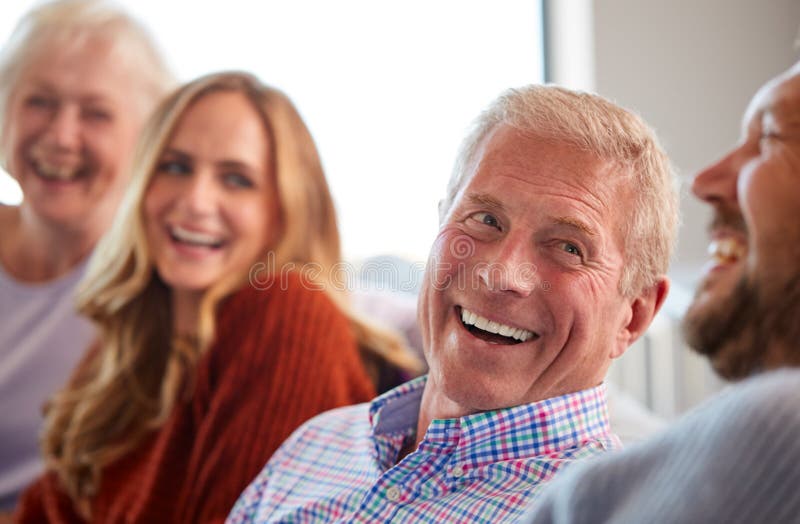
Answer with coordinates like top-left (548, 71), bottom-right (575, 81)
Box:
top-left (15, 273), bottom-right (375, 523)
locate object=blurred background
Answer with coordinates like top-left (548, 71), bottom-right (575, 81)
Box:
top-left (0, 0), bottom-right (543, 261)
top-left (2, 0), bottom-right (798, 417)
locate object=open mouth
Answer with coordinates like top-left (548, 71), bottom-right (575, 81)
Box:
top-left (31, 159), bottom-right (88, 182)
top-left (168, 225), bottom-right (225, 249)
top-left (708, 237), bottom-right (746, 266)
top-left (457, 306), bottom-right (538, 346)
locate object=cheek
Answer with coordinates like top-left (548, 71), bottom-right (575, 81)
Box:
top-left (419, 233), bottom-right (459, 339)
top-left (738, 164), bottom-right (782, 243)
top-left (88, 130), bottom-right (124, 169)
top-left (542, 269), bottom-right (596, 306)
top-left (142, 181), bottom-right (169, 229)
top-left (4, 110), bottom-right (39, 165)
top-left (546, 277), bottom-right (610, 333)
top-left (91, 116), bottom-right (143, 172)
top-left (427, 226), bottom-right (469, 280)
top-left (116, 118), bottom-right (144, 158)
top-left (231, 202), bottom-right (272, 254)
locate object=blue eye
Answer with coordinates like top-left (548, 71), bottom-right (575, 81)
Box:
top-left (25, 95), bottom-right (56, 110)
top-left (82, 107), bottom-right (112, 123)
top-left (560, 241), bottom-right (582, 257)
top-left (471, 212), bottom-right (500, 230)
top-left (157, 160), bottom-right (191, 176)
top-left (223, 172), bottom-right (254, 189)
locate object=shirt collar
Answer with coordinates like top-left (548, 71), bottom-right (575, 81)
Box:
top-left (368, 375), bottom-right (612, 468)
top-left (369, 375), bottom-right (426, 434)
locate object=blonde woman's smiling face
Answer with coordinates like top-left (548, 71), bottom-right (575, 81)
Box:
top-left (144, 90), bottom-right (276, 296)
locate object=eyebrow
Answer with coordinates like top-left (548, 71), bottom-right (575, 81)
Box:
top-left (161, 148), bottom-right (258, 172)
top-left (160, 148), bottom-right (191, 160)
top-left (26, 80), bottom-right (112, 105)
top-left (550, 216), bottom-right (597, 236)
top-left (467, 193), bottom-right (596, 233)
top-left (467, 193), bottom-right (505, 211)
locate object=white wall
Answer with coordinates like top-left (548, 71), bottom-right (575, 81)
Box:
top-left (0, 0), bottom-right (543, 262)
top-left (594, 0), bottom-right (800, 414)
top-left (593, 0), bottom-right (800, 290)
top-left (546, 1), bottom-right (800, 414)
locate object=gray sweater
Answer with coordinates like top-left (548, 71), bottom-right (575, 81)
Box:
top-left (524, 369), bottom-right (800, 524)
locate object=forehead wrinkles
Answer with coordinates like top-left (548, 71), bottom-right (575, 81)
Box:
top-left (481, 158), bottom-right (617, 221)
top-left (540, 169), bottom-right (615, 218)
top-left (463, 125), bottom-right (622, 224)
top-left (23, 39), bottom-right (138, 96)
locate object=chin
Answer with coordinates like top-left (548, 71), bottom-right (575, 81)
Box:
top-left (159, 272), bottom-right (214, 294)
top-left (684, 273), bottom-right (739, 341)
top-left (440, 372), bottom-right (523, 412)
top-left (683, 275), bottom-right (759, 379)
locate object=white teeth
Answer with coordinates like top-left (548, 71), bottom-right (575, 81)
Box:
top-left (171, 225), bottom-right (223, 247)
top-left (460, 308), bottom-right (535, 342)
top-left (708, 238), bottom-right (746, 264)
top-left (36, 162), bottom-right (81, 181)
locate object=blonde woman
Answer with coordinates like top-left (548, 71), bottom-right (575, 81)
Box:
top-left (15, 72), bottom-right (420, 523)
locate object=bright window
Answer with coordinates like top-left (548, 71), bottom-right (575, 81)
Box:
top-left (0, 0), bottom-right (544, 261)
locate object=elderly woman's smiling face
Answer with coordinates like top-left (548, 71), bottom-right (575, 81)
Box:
top-left (3, 38), bottom-right (145, 229)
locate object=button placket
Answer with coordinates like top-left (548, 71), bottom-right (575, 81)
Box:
top-left (386, 485), bottom-right (401, 502)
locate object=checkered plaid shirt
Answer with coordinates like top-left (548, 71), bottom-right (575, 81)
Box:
top-left (227, 376), bottom-right (618, 523)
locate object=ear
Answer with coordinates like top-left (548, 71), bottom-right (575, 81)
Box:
top-left (611, 276), bottom-right (670, 359)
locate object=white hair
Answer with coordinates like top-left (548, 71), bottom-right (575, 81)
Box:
top-left (442, 85), bottom-right (679, 295)
top-left (0, 0), bottom-right (175, 165)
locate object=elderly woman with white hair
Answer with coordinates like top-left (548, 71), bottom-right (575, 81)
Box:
top-left (0, 0), bottom-right (174, 510)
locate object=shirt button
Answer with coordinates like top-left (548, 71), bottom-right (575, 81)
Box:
top-left (451, 465), bottom-right (465, 478)
top-left (386, 486), bottom-right (401, 502)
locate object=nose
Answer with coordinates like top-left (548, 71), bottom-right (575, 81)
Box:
top-left (477, 235), bottom-right (538, 297)
top-left (691, 146), bottom-right (740, 206)
top-left (44, 104), bottom-right (82, 151)
top-left (181, 171), bottom-right (217, 215)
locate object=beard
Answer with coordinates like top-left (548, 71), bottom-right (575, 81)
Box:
top-left (684, 271), bottom-right (800, 380)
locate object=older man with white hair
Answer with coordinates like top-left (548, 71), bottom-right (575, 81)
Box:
top-left (228, 84), bottom-right (679, 523)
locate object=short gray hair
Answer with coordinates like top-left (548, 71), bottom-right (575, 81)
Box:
top-left (0, 0), bottom-right (175, 165)
top-left (442, 85), bottom-right (679, 296)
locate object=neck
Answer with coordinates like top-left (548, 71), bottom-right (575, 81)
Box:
top-left (0, 205), bottom-right (102, 282)
top-left (413, 375), bottom-right (473, 449)
top-left (172, 288), bottom-right (204, 337)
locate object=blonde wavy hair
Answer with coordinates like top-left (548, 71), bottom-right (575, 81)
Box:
top-left (41, 71), bottom-right (422, 514)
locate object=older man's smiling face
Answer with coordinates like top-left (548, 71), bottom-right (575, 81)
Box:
top-left (418, 125), bottom-right (659, 412)
top-left (685, 65), bottom-right (800, 378)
